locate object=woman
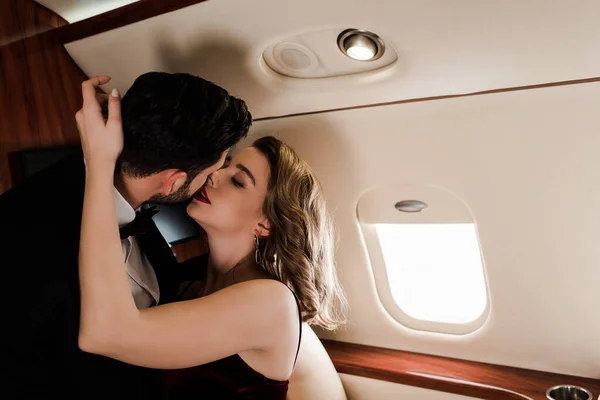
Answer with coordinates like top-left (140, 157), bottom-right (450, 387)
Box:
top-left (76, 81), bottom-right (346, 399)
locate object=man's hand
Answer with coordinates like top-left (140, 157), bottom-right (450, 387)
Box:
top-left (75, 76), bottom-right (124, 168)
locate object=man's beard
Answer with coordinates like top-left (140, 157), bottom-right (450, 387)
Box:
top-left (146, 178), bottom-right (194, 205)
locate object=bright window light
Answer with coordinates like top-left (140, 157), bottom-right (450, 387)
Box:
top-left (375, 223), bottom-right (487, 324)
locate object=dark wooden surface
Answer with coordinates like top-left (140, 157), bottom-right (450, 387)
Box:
top-left (322, 340), bottom-right (600, 400)
top-left (0, 0), bottom-right (67, 46)
top-left (172, 236), bottom-right (207, 263)
top-left (51, 0), bottom-right (209, 44)
top-left (0, 0), bottom-right (89, 194)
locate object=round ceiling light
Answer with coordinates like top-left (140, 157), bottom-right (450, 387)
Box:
top-left (337, 29), bottom-right (385, 61)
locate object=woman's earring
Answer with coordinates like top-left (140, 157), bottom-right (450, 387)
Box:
top-left (254, 235), bottom-right (263, 266)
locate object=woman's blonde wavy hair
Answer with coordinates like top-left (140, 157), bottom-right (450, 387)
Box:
top-left (252, 136), bottom-right (347, 330)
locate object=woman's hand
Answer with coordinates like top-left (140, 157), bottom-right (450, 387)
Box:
top-left (75, 76), bottom-right (123, 169)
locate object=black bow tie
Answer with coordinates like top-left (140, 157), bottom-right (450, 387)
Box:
top-left (119, 206), bottom-right (159, 239)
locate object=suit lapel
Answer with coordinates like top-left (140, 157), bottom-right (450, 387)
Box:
top-left (135, 216), bottom-right (179, 305)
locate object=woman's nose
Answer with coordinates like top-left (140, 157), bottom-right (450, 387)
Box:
top-left (207, 171), bottom-right (220, 187)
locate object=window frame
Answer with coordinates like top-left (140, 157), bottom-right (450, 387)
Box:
top-left (357, 185), bottom-right (491, 335)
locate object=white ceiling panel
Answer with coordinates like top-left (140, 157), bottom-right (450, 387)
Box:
top-left (64, 0), bottom-right (600, 118)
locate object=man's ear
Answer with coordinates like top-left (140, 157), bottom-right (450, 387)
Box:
top-left (161, 170), bottom-right (188, 196)
top-left (254, 220), bottom-right (270, 238)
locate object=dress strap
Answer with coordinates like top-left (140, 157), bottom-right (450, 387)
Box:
top-left (291, 292), bottom-right (303, 368)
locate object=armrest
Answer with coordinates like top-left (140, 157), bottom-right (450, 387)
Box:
top-left (323, 340), bottom-right (600, 400)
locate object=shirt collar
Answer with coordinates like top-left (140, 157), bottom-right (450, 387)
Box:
top-left (114, 187), bottom-right (136, 227)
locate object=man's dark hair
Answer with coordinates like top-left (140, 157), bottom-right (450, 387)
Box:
top-left (117, 72), bottom-right (251, 178)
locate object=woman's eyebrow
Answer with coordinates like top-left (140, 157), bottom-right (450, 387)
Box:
top-left (235, 163), bottom-right (256, 186)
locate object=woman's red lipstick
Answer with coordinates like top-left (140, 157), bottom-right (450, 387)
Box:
top-left (194, 186), bottom-right (211, 204)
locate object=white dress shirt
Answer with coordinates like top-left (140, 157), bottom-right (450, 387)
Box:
top-left (114, 188), bottom-right (160, 308)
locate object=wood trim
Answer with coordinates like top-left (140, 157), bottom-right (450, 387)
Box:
top-left (172, 237), bottom-right (207, 262)
top-left (33, 2), bottom-right (69, 29)
top-left (0, 0), bottom-right (210, 49)
top-left (254, 76), bottom-right (600, 122)
top-left (51, 0), bottom-right (209, 44)
top-left (322, 340), bottom-right (600, 400)
top-left (0, 0), bottom-right (68, 46)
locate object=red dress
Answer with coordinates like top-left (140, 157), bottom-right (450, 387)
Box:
top-left (159, 257), bottom-right (302, 400)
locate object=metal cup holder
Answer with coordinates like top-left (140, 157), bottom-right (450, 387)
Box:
top-left (546, 385), bottom-right (593, 400)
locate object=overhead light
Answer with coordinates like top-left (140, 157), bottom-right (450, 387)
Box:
top-left (337, 29), bottom-right (385, 61)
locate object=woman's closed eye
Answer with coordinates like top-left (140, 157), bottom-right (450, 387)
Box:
top-left (231, 177), bottom-right (244, 188)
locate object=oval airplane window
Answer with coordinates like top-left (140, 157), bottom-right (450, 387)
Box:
top-left (357, 185), bottom-right (490, 334)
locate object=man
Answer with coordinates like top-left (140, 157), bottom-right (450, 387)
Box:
top-left (0, 72), bottom-right (251, 399)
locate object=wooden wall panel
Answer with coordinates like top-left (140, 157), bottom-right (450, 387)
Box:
top-left (0, 0), bottom-right (89, 194)
top-left (0, 0), bottom-right (67, 47)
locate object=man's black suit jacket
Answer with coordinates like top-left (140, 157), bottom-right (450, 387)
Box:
top-left (0, 150), bottom-right (188, 399)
